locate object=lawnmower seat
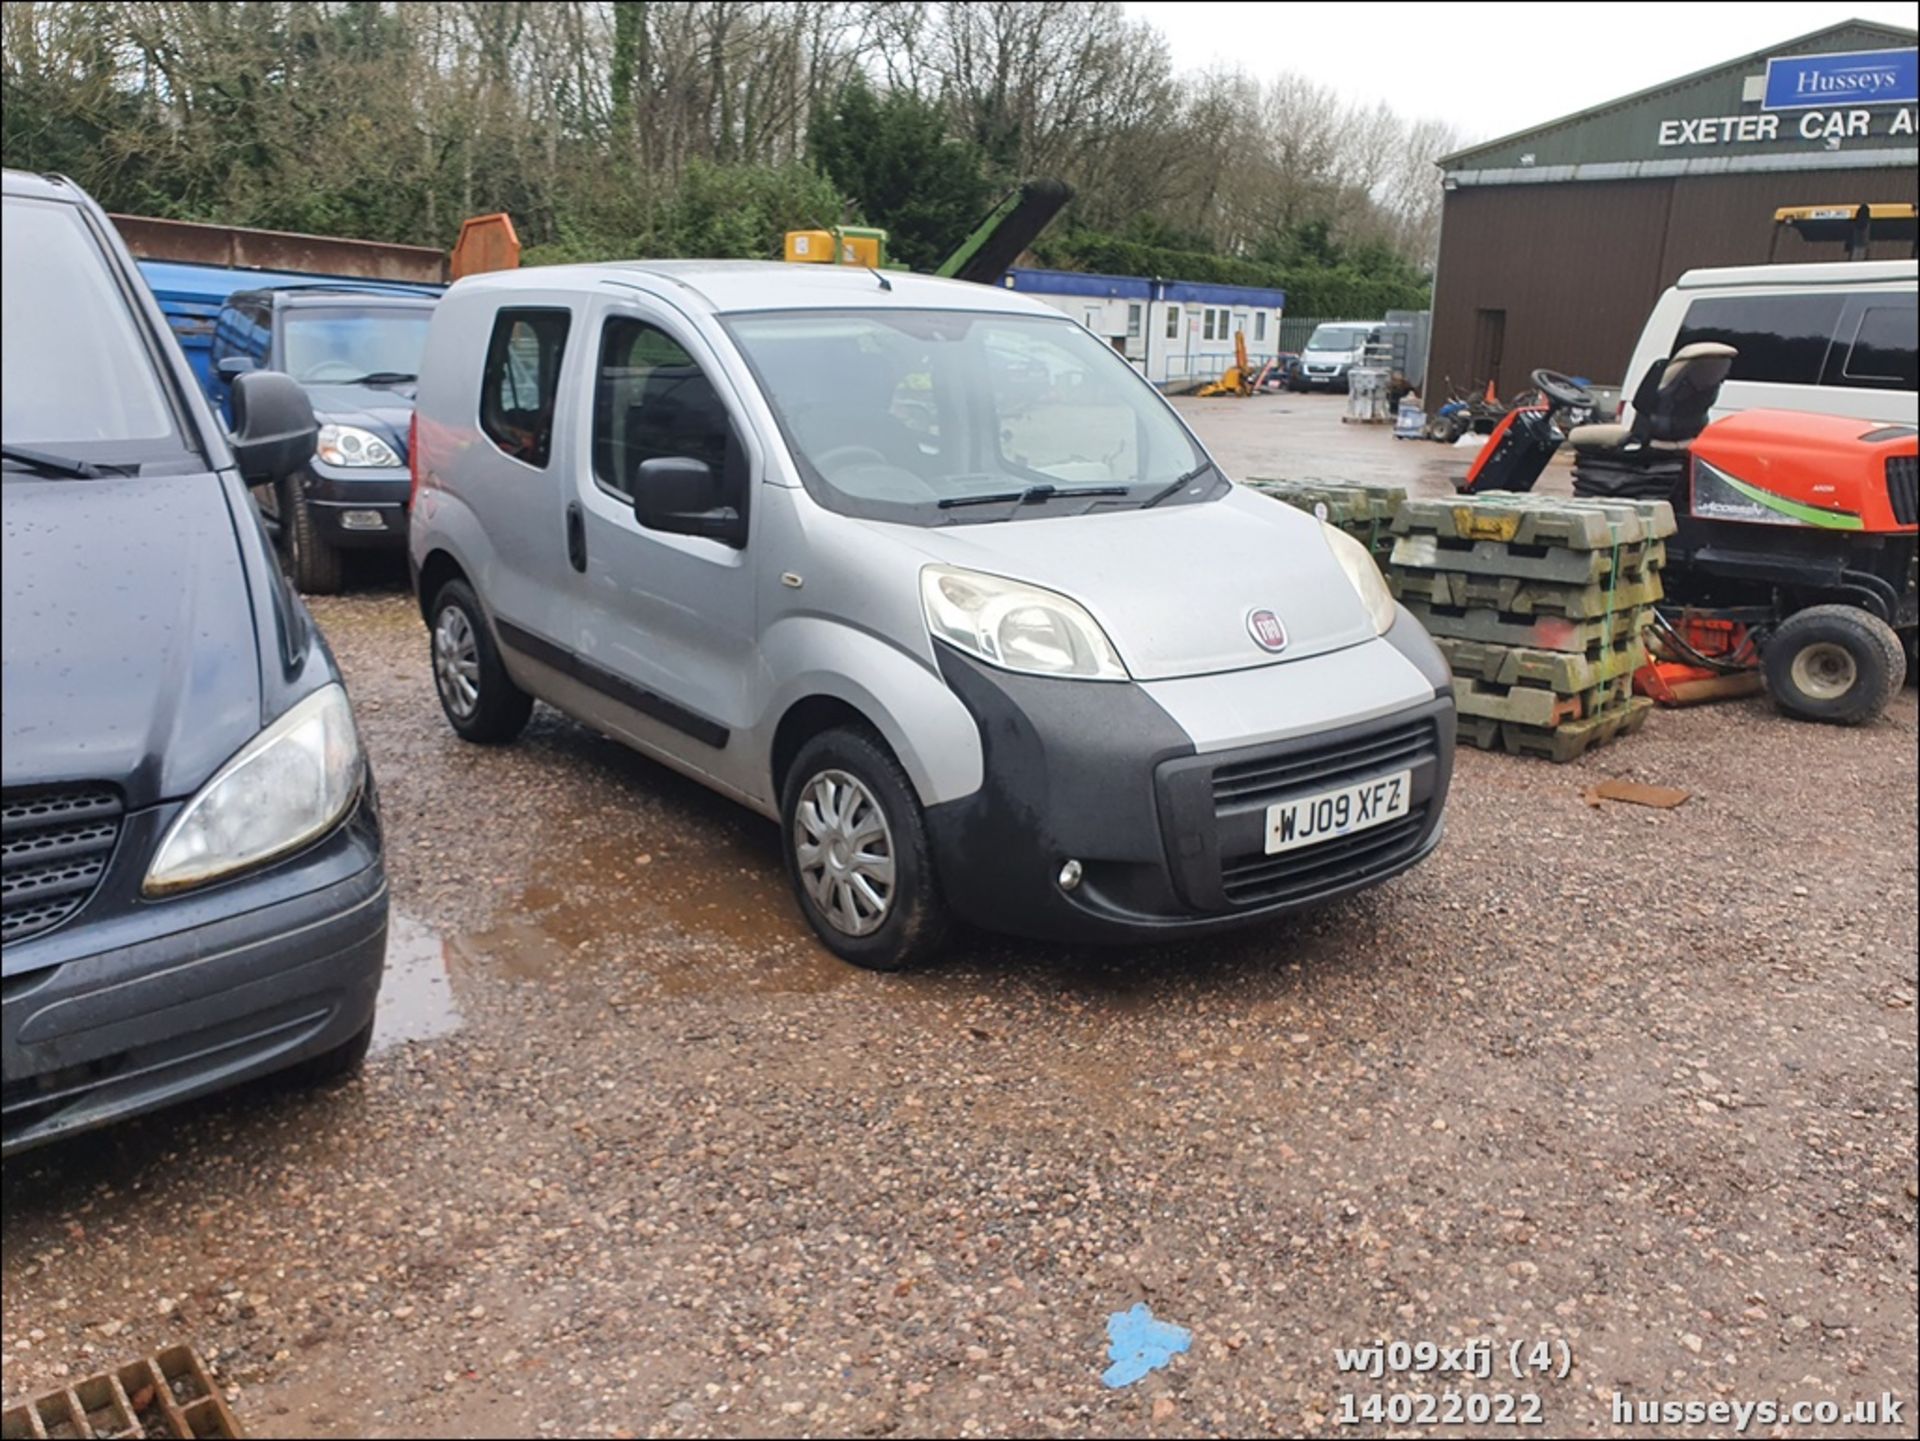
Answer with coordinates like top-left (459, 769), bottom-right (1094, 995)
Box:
top-left (1568, 342), bottom-right (1737, 452)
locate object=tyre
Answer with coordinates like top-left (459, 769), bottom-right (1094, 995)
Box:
top-left (780, 726), bottom-right (950, 971)
top-left (1762, 605), bottom-right (1905, 725)
top-left (428, 578), bottom-right (533, 743)
top-left (278, 476), bottom-right (344, 595)
top-left (277, 1017), bottom-right (372, 1088)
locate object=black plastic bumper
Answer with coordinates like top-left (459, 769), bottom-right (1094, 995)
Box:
top-left (298, 467), bottom-right (410, 550)
top-left (1, 795), bottom-right (388, 1154)
top-left (925, 640), bottom-right (1454, 946)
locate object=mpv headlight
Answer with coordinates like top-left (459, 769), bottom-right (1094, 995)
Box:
top-left (145, 684), bottom-right (365, 895)
top-left (921, 566), bottom-right (1128, 680)
top-left (317, 423), bottom-right (401, 468)
top-left (1323, 524), bottom-right (1397, 635)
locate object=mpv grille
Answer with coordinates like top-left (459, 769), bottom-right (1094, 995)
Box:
top-left (1, 785), bottom-right (124, 946)
top-left (1887, 454), bottom-right (1918, 526)
top-left (1210, 717), bottom-right (1435, 812)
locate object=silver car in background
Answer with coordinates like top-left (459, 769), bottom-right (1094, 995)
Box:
top-left (407, 262), bottom-right (1453, 969)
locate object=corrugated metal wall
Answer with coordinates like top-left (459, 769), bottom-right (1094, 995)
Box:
top-left (1426, 166), bottom-right (1918, 404)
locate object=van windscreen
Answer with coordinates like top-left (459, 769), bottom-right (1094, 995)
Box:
top-left (724, 309), bottom-right (1217, 526)
top-left (2, 196), bottom-right (180, 460)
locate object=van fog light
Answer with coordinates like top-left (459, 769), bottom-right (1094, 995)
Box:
top-left (1058, 859), bottom-right (1084, 891)
top-left (340, 510), bottom-right (386, 531)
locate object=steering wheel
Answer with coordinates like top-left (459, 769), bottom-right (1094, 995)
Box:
top-left (301, 359), bottom-right (364, 382)
top-left (1530, 369), bottom-right (1592, 407)
top-left (813, 444), bottom-right (888, 472)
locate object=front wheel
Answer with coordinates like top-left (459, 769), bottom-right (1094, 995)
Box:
top-left (276, 476), bottom-right (344, 594)
top-left (1763, 604), bottom-right (1905, 725)
top-left (780, 727), bottom-right (950, 971)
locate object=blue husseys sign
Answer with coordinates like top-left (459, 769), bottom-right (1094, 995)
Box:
top-left (1763, 48), bottom-right (1918, 111)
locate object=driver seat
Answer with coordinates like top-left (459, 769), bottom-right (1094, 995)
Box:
top-left (1567, 342), bottom-right (1736, 453)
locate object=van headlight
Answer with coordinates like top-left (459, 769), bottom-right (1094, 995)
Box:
top-left (1323, 524), bottom-right (1397, 635)
top-left (921, 566), bottom-right (1128, 680)
top-left (144, 684), bottom-right (365, 895)
top-left (317, 423), bottom-right (401, 468)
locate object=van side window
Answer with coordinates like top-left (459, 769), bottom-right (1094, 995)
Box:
top-left (1675, 293), bottom-right (1842, 386)
top-left (592, 317), bottom-right (736, 504)
top-left (1839, 304), bottom-right (1919, 391)
top-left (480, 307), bottom-right (570, 468)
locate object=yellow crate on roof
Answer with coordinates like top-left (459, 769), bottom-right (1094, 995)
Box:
top-left (783, 228), bottom-right (886, 267)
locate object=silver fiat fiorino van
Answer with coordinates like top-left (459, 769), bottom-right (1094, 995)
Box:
top-left (407, 262), bottom-right (1454, 969)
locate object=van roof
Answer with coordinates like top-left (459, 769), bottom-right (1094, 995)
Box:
top-left (1675, 259), bottom-right (1919, 290)
top-left (445, 259), bottom-right (1057, 317)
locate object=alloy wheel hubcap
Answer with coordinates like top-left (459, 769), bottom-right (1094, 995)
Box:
top-left (794, 769), bottom-right (895, 937)
top-left (1791, 641), bottom-right (1856, 702)
top-left (433, 606), bottom-right (481, 718)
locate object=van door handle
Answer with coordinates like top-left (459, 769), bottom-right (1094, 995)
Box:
top-left (566, 501), bottom-right (587, 572)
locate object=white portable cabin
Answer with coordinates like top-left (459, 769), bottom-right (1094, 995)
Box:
top-left (1003, 267), bottom-right (1288, 388)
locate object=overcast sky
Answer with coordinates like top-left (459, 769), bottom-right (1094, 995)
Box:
top-left (1123, 3), bottom-right (1919, 143)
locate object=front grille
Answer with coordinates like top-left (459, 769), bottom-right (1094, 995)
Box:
top-left (1220, 809), bottom-right (1429, 906)
top-left (1211, 717), bottom-right (1434, 811)
top-left (1888, 454), bottom-right (1918, 526)
top-left (2, 784), bottom-right (124, 946)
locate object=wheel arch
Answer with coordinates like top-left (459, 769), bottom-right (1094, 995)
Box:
top-left (416, 546), bottom-right (471, 624)
top-left (757, 619), bottom-right (984, 811)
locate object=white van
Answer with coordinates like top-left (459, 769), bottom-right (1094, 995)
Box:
top-left (1620, 260), bottom-right (1917, 429)
top-left (407, 262), bottom-right (1455, 970)
top-left (1294, 321), bottom-right (1377, 392)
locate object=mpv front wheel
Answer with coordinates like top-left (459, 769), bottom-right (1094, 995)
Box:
top-left (781, 727), bottom-right (950, 971)
top-left (429, 579), bottom-right (533, 743)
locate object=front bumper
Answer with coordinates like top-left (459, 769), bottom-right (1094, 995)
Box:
top-left (297, 463), bottom-right (410, 550)
top-left (1, 792), bottom-right (387, 1155)
top-left (925, 635), bottom-right (1454, 945)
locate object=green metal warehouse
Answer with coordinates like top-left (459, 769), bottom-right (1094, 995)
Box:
top-left (1425, 18), bottom-right (1918, 407)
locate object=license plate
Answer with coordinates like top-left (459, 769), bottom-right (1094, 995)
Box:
top-left (1265, 770), bottom-right (1411, 854)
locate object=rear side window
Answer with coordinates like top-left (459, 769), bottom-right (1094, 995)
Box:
top-left (479, 307), bottom-right (570, 468)
top-left (1675, 293), bottom-right (1843, 386)
top-left (592, 318), bottom-right (734, 500)
top-left (1838, 303), bottom-right (1918, 391)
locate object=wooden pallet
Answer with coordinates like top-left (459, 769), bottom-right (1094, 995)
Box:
top-left (1456, 696), bottom-right (1654, 763)
top-left (1435, 634), bottom-right (1646, 694)
top-left (1391, 531), bottom-right (1666, 585)
top-left (1452, 672), bottom-right (1637, 728)
top-left (1405, 599), bottom-right (1651, 654)
top-left (1395, 494), bottom-right (1670, 549)
top-left (1391, 568), bottom-right (1664, 618)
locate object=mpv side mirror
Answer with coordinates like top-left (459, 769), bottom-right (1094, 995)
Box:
top-left (633, 456), bottom-right (743, 546)
top-left (230, 370), bottom-right (318, 483)
top-left (215, 355), bottom-right (256, 382)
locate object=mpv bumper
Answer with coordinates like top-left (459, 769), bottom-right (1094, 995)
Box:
top-left (925, 628), bottom-right (1454, 945)
top-left (1, 795), bottom-right (387, 1155)
top-left (299, 462), bottom-right (410, 550)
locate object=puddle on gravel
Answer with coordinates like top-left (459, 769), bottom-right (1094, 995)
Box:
top-left (371, 911), bottom-right (463, 1053)
top-left (436, 819), bottom-right (858, 997)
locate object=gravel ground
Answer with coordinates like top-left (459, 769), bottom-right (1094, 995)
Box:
top-left (3, 399), bottom-right (1915, 1437)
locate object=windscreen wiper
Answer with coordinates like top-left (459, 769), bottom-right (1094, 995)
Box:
top-left (1, 445), bottom-right (126, 479)
top-left (338, 371), bottom-right (417, 387)
top-left (937, 482), bottom-right (1131, 510)
top-left (1140, 462), bottom-right (1215, 509)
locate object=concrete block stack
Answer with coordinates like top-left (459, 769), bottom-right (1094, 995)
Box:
top-left (1387, 494), bottom-right (1677, 762)
top-left (1243, 477), bottom-right (1406, 564)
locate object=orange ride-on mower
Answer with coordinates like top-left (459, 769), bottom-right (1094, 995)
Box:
top-left (1655, 410), bottom-right (1917, 724)
top-left (1458, 346), bottom-right (1917, 723)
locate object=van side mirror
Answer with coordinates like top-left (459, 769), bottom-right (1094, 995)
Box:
top-left (215, 355), bottom-right (256, 382)
top-left (229, 370), bottom-right (317, 483)
top-left (632, 456), bottom-right (743, 545)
